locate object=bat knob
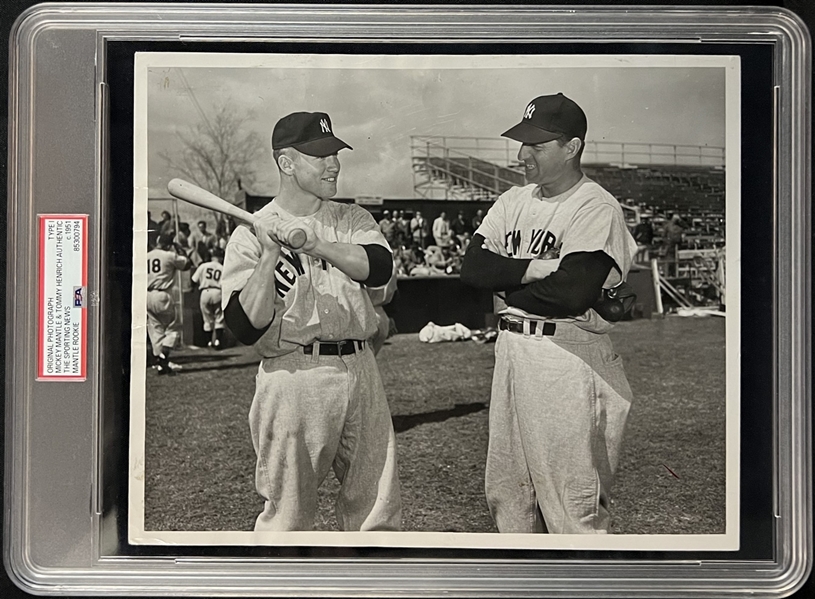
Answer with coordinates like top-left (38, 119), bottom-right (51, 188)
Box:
top-left (287, 228), bottom-right (307, 250)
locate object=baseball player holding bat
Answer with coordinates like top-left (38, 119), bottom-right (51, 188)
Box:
top-left (220, 111), bottom-right (401, 531)
top-left (461, 93), bottom-right (638, 534)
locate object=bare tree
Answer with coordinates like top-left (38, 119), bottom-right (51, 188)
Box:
top-left (160, 100), bottom-right (267, 204)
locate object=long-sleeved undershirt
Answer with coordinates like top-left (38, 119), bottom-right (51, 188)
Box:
top-left (460, 233), bottom-right (615, 318)
top-left (223, 243), bottom-right (391, 345)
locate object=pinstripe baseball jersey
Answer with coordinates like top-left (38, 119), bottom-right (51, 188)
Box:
top-left (475, 175), bottom-right (638, 333)
top-left (221, 200), bottom-right (392, 358)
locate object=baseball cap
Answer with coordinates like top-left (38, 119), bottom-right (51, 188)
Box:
top-left (272, 111), bottom-right (352, 157)
top-left (501, 93), bottom-right (587, 144)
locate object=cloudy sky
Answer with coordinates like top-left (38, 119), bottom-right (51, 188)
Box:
top-left (141, 53), bottom-right (733, 199)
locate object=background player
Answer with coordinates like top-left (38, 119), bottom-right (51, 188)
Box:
top-left (461, 93), bottom-right (638, 534)
top-left (191, 248), bottom-right (226, 349)
top-left (146, 233), bottom-right (191, 375)
top-left (220, 111), bottom-right (401, 532)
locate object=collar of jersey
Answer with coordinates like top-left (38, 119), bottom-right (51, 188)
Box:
top-left (533, 174), bottom-right (590, 202)
top-left (267, 199), bottom-right (324, 220)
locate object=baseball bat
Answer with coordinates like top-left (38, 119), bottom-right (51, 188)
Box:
top-left (166, 178), bottom-right (307, 250)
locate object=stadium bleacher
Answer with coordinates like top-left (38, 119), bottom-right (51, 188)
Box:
top-left (411, 137), bottom-right (726, 252)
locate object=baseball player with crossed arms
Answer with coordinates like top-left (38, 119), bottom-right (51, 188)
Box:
top-left (146, 233), bottom-right (191, 375)
top-left (461, 93), bottom-right (638, 534)
top-left (220, 111), bottom-right (401, 532)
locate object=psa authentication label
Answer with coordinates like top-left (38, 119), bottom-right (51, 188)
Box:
top-left (38, 215), bottom-right (88, 381)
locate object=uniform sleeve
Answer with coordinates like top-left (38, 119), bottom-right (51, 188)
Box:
top-left (220, 226), bottom-right (262, 310)
top-left (191, 264), bottom-right (203, 284)
top-left (224, 291), bottom-right (272, 345)
top-left (504, 251), bottom-right (615, 317)
top-left (367, 263), bottom-right (398, 307)
top-left (560, 203), bottom-right (638, 287)
top-left (347, 206), bottom-right (393, 287)
top-left (220, 226), bottom-right (278, 346)
top-left (348, 205), bottom-right (391, 249)
top-left (173, 254), bottom-right (190, 271)
top-left (473, 196), bottom-right (507, 245)
top-left (361, 245), bottom-right (393, 287)
top-left (462, 196), bottom-right (531, 290)
top-left (460, 233), bottom-right (531, 290)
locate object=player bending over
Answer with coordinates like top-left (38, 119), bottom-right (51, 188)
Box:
top-left (146, 233), bottom-right (191, 376)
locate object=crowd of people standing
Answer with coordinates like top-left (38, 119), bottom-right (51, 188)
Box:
top-left (147, 210), bottom-right (233, 271)
top-left (376, 208), bottom-right (485, 277)
top-left (146, 210), bottom-right (236, 360)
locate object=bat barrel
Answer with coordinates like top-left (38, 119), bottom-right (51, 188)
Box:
top-left (166, 178), bottom-right (306, 250)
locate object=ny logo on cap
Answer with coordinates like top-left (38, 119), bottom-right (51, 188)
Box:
top-left (320, 118), bottom-right (331, 133)
top-left (524, 103), bottom-right (536, 119)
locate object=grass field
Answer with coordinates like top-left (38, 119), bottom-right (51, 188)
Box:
top-left (142, 315), bottom-right (727, 535)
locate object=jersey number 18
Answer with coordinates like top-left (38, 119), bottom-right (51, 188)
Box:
top-left (149, 258), bottom-right (162, 273)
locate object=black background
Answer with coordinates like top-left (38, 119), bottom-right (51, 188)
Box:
top-left (2, 0), bottom-right (813, 598)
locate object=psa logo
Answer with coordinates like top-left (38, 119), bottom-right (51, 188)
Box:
top-left (73, 286), bottom-right (86, 308)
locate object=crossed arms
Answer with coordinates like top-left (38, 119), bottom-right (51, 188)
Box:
top-left (459, 233), bottom-right (615, 318)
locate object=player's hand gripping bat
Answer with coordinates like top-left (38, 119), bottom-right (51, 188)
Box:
top-left (166, 178), bottom-right (307, 250)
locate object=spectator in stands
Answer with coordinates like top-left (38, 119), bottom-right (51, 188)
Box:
top-left (175, 221), bottom-right (191, 250)
top-left (662, 213), bottom-right (688, 276)
top-left (411, 211), bottom-right (430, 248)
top-left (451, 210), bottom-right (470, 242)
top-left (410, 244), bottom-right (451, 276)
top-left (471, 209), bottom-right (484, 232)
top-left (445, 239), bottom-right (466, 274)
top-left (392, 246), bottom-right (407, 276)
top-left (147, 211), bottom-right (160, 249)
top-left (189, 219), bottom-right (218, 267)
top-left (158, 210), bottom-right (175, 237)
top-left (458, 230), bottom-right (472, 253)
top-left (432, 211), bottom-right (452, 247)
top-left (174, 222), bottom-right (194, 293)
top-left (379, 210), bottom-right (397, 247)
top-left (632, 217), bottom-right (655, 262)
top-left (215, 216), bottom-right (232, 250)
top-left (396, 243), bottom-right (422, 276)
top-left (395, 210), bottom-right (411, 246)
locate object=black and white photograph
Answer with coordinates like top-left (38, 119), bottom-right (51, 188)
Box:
top-left (129, 52), bottom-right (741, 551)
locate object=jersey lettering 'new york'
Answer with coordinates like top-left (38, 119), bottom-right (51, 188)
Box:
top-left (475, 177), bottom-right (638, 330)
top-left (191, 261), bottom-right (223, 290)
top-left (146, 249), bottom-right (188, 291)
top-left (504, 228), bottom-right (559, 258)
top-left (477, 176), bottom-right (637, 285)
top-left (221, 200), bottom-right (392, 358)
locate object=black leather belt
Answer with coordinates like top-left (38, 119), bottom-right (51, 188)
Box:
top-left (499, 318), bottom-right (556, 336)
top-left (303, 340), bottom-right (365, 356)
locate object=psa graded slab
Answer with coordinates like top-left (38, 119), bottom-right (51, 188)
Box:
top-left (5, 4), bottom-right (811, 597)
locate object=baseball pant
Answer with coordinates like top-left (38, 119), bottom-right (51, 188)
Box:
top-left (368, 306), bottom-right (390, 356)
top-left (249, 343), bottom-right (401, 531)
top-left (485, 321), bottom-right (632, 534)
top-left (199, 288), bottom-right (225, 332)
top-left (146, 289), bottom-right (179, 356)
